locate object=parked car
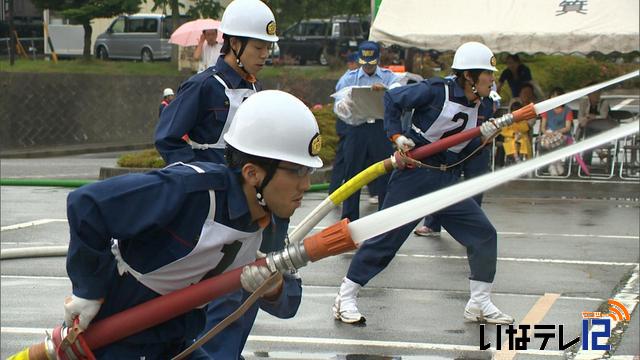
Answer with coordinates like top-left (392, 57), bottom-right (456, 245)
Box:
top-left (277, 16), bottom-right (370, 65)
top-left (94, 14), bottom-right (189, 62)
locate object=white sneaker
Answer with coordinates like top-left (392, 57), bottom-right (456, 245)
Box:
top-left (332, 277), bottom-right (365, 324)
top-left (464, 306), bottom-right (515, 324)
top-left (464, 280), bottom-right (514, 324)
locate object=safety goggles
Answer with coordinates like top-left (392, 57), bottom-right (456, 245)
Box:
top-left (277, 164), bottom-right (316, 177)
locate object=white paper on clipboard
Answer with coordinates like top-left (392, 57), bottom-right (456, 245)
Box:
top-left (350, 86), bottom-right (385, 119)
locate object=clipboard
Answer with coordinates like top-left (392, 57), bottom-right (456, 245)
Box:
top-left (350, 86), bottom-right (385, 119)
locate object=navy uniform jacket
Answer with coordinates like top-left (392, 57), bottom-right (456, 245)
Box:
top-left (383, 77), bottom-right (494, 166)
top-left (154, 57), bottom-right (262, 164)
top-left (66, 162), bottom-right (300, 348)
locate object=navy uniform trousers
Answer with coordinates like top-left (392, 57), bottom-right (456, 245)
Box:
top-left (346, 165), bottom-right (497, 286)
top-left (423, 146), bottom-right (491, 231)
top-left (341, 120), bottom-right (394, 221)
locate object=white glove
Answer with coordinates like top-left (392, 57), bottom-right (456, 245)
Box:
top-left (334, 98), bottom-right (354, 121)
top-left (489, 90), bottom-right (502, 102)
top-left (64, 295), bottom-right (102, 330)
top-left (394, 135), bottom-right (415, 151)
top-left (240, 265), bottom-right (283, 298)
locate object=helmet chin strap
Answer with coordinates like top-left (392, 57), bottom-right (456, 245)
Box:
top-left (255, 160), bottom-right (280, 212)
top-left (231, 39), bottom-right (251, 76)
top-left (469, 80), bottom-right (482, 102)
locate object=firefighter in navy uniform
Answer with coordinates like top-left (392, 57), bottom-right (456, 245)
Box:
top-left (155, 0), bottom-right (278, 165)
top-left (332, 42), bottom-right (514, 325)
top-left (62, 91), bottom-right (323, 358)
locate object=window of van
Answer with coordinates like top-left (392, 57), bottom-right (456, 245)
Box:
top-left (127, 18), bottom-right (158, 33)
top-left (111, 18), bottom-right (125, 33)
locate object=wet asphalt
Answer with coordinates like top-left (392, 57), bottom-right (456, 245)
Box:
top-left (1, 154), bottom-right (638, 359)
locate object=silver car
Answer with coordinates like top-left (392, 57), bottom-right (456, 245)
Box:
top-left (95, 14), bottom-right (181, 62)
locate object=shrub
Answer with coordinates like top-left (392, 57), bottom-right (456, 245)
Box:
top-left (117, 149), bottom-right (165, 168)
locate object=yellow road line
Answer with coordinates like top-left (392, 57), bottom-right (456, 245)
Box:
top-left (494, 292), bottom-right (561, 360)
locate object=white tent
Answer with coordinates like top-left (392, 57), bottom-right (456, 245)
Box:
top-left (370, 0), bottom-right (640, 54)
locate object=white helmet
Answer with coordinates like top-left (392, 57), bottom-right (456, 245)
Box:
top-left (220, 0), bottom-right (279, 43)
top-left (163, 88), bottom-right (174, 97)
top-left (451, 42), bottom-right (497, 71)
top-left (224, 90), bottom-right (323, 168)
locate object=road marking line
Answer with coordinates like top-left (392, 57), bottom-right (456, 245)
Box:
top-left (575, 264), bottom-right (639, 360)
top-left (1, 219), bottom-right (66, 231)
top-left (394, 254), bottom-right (638, 267)
top-left (0, 327), bottom-right (564, 357)
top-left (289, 225), bottom-right (639, 240)
top-left (611, 98), bottom-right (635, 111)
top-left (0, 276), bottom-right (606, 303)
top-left (495, 293), bottom-right (561, 360)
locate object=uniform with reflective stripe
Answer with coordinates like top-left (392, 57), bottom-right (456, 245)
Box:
top-left (346, 77), bottom-right (499, 288)
top-left (66, 162), bottom-right (299, 357)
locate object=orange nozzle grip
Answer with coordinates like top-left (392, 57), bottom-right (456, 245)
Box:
top-left (512, 103), bottom-right (537, 122)
top-left (303, 219), bottom-right (356, 262)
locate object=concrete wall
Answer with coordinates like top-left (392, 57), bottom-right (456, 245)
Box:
top-left (0, 72), bottom-right (337, 155)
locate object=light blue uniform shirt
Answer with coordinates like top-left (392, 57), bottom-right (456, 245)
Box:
top-left (333, 66), bottom-right (400, 124)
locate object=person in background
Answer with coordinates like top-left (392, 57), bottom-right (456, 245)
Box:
top-left (577, 84), bottom-right (612, 166)
top-left (159, 88), bottom-right (175, 116)
top-left (540, 87), bottom-right (574, 175)
top-left (346, 52), bottom-right (359, 71)
top-left (332, 41), bottom-right (400, 221)
top-left (329, 53), bottom-right (360, 195)
top-left (329, 52), bottom-right (379, 205)
top-left (194, 28), bottom-right (222, 73)
top-left (501, 100), bottom-right (531, 165)
top-left (496, 54), bottom-right (532, 98)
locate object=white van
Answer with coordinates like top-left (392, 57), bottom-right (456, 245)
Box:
top-left (94, 14), bottom-right (187, 62)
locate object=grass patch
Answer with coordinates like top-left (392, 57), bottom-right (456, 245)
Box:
top-left (1, 58), bottom-right (182, 76)
top-left (117, 104), bottom-right (339, 168)
top-left (0, 58), bottom-right (347, 79)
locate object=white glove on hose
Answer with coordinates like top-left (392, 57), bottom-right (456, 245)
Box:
top-left (64, 295), bottom-right (102, 330)
top-left (394, 135), bottom-right (415, 151)
top-left (240, 265), bottom-right (283, 298)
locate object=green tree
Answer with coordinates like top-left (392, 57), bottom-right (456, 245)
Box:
top-left (32, 0), bottom-right (141, 59)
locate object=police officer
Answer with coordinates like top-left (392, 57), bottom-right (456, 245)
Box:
top-left (332, 41), bottom-right (400, 221)
top-left (332, 42), bottom-right (514, 325)
top-left (61, 90), bottom-right (323, 358)
top-left (155, 0), bottom-right (278, 165)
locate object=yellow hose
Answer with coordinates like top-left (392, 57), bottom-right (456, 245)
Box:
top-left (328, 160), bottom-right (389, 205)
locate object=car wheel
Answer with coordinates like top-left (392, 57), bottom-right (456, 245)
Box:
top-left (318, 51), bottom-right (328, 66)
top-left (96, 46), bottom-right (108, 60)
top-left (141, 48), bottom-right (153, 63)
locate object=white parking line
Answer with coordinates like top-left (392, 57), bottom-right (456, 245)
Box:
top-left (611, 98), bottom-right (635, 111)
top-left (0, 327), bottom-right (564, 357)
top-left (0, 276), bottom-right (609, 303)
top-left (575, 265), bottom-right (639, 359)
top-left (290, 225), bottom-right (639, 240)
top-left (1, 219), bottom-right (67, 231)
top-left (395, 254), bottom-right (639, 267)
